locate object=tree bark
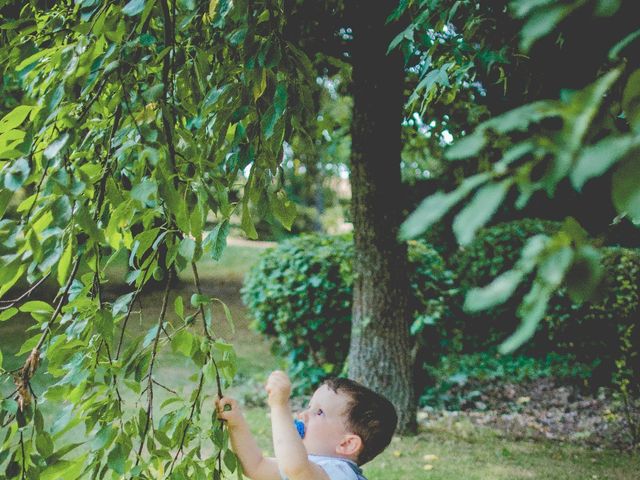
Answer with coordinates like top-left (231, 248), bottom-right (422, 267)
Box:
top-left (347, 1), bottom-right (417, 434)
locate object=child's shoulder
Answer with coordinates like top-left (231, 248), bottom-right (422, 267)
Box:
top-left (308, 455), bottom-right (365, 480)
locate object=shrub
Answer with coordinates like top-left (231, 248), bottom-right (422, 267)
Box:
top-left (241, 234), bottom-right (452, 390)
top-left (241, 234), bottom-right (354, 387)
top-left (547, 247), bottom-right (640, 385)
top-left (453, 219), bottom-right (640, 384)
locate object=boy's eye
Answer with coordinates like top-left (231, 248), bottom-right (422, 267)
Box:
top-left (316, 409), bottom-right (324, 416)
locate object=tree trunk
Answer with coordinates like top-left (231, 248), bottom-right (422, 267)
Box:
top-left (347, 1), bottom-right (417, 434)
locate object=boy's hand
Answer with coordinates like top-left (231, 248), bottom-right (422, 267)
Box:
top-left (216, 396), bottom-right (244, 428)
top-left (265, 370), bottom-right (291, 408)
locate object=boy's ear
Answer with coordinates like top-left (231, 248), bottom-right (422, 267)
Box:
top-left (336, 434), bottom-right (363, 458)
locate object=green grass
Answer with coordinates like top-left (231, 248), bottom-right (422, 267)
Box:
top-left (242, 408), bottom-right (640, 479)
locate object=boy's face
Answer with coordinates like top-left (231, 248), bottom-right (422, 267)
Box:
top-left (297, 384), bottom-right (360, 459)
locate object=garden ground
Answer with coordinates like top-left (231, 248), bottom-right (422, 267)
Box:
top-left (0, 242), bottom-right (638, 479)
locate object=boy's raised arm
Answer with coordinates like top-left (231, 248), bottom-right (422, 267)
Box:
top-left (266, 371), bottom-right (330, 480)
top-left (217, 397), bottom-right (281, 480)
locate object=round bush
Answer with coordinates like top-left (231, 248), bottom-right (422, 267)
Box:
top-left (241, 234), bottom-right (452, 388)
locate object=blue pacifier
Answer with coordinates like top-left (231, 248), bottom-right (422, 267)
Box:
top-left (294, 419), bottom-right (305, 439)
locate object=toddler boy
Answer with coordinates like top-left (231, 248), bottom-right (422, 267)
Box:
top-left (216, 370), bottom-right (397, 480)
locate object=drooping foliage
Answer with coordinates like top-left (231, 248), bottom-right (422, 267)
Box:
top-left (0, 1), bottom-right (313, 477)
top-left (399, 0), bottom-right (640, 353)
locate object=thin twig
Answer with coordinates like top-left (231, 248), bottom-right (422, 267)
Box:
top-left (23, 158), bottom-right (51, 227)
top-left (152, 379), bottom-right (177, 395)
top-left (20, 431), bottom-right (25, 480)
top-left (0, 274), bottom-right (51, 310)
top-left (115, 255), bottom-right (157, 359)
top-left (35, 258), bottom-right (82, 352)
top-left (168, 371), bottom-right (204, 474)
top-left (134, 270), bottom-right (173, 468)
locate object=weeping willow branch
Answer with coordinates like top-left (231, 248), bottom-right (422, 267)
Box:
top-left (191, 262), bottom-right (223, 399)
top-left (168, 370), bottom-right (204, 474)
top-left (115, 252), bottom-right (157, 359)
top-left (134, 269), bottom-right (173, 468)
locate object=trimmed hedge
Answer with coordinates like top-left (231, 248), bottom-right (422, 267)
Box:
top-left (241, 234), bottom-right (452, 388)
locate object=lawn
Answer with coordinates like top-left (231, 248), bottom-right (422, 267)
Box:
top-left (1, 240), bottom-right (638, 479)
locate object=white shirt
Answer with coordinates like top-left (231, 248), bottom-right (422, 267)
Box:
top-left (281, 454), bottom-right (365, 480)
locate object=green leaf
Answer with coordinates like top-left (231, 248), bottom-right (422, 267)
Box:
top-left (57, 239), bottom-right (73, 287)
top-left (241, 198), bottom-right (258, 240)
top-left (260, 104), bottom-right (278, 139)
top-left (571, 135), bottom-right (640, 190)
top-left (499, 284), bottom-right (551, 354)
top-left (143, 325), bottom-right (159, 348)
top-left (130, 179), bottom-right (157, 204)
top-left (400, 173), bottom-right (491, 240)
top-left (142, 83), bottom-right (165, 102)
top-left (0, 261), bottom-right (25, 298)
top-left (122, 0), bottom-right (146, 16)
top-left (190, 293), bottom-right (209, 307)
top-left (213, 297), bottom-right (234, 334)
top-left (453, 180), bottom-right (512, 246)
top-left (0, 307), bottom-right (18, 322)
top-left (464, 270), bottom-right (525, 312)
top-left (538, 246), bottom-right (573, 285)
top-left (40, 458), bottom-right (86, 480)
top-left (36, 431), bottom-right (54, 458)
top-left (178, 237), bottom-right (196, 263)
top-left (0, 189), bottom-right (13, 218)
top-left (609, 29), bottom-right (640, 61)
top-left (44, 133), bottom-right (69, 160)
top-left (519, 5), bottom-right (572, 52)
top-left (612, 157), bottom-right (640, 222)
top-left (224, 449), bottom-right (237, 471)
top-left (622, 69), bottom-right (640, 133)
top-left (171, 329), bottom-right (194, 357)
top-left (445, 130), bottom-right (487, 160)
top-left (132, 228), bottom-right (160, 262)
top-left (113, 292), bottom-right (135, 317)
top-left (269, 191), bottom-right (297, 231)
top-left (19, 300), bottom-right (53, 314)
top-left (274, 83), bottom-right (287, 118)
top-left (174, 295), bottom-right (184, 319)
top-left (3, 157), bottom-right (30, 191)
top-left (206, 220), bottom-right (230, 261)
top-left (0, 106), bottom-right (32, 134)
top-left (107, 443), bottom-right (127, 474)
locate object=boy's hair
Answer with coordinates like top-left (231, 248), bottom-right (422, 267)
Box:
top-left (323, 377), bottom-right (397, 465)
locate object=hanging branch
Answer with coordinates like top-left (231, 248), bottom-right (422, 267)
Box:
top-left (13, 257), bottom-right (81, 411)
top-left (115, 250), bottom-right (158, 359)
top-left (168, 370), bottom-right (205, 474)
top-left (191, 261), bottom-right (226, 475)
top-left (134, 269), bottom-right (173, 468)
